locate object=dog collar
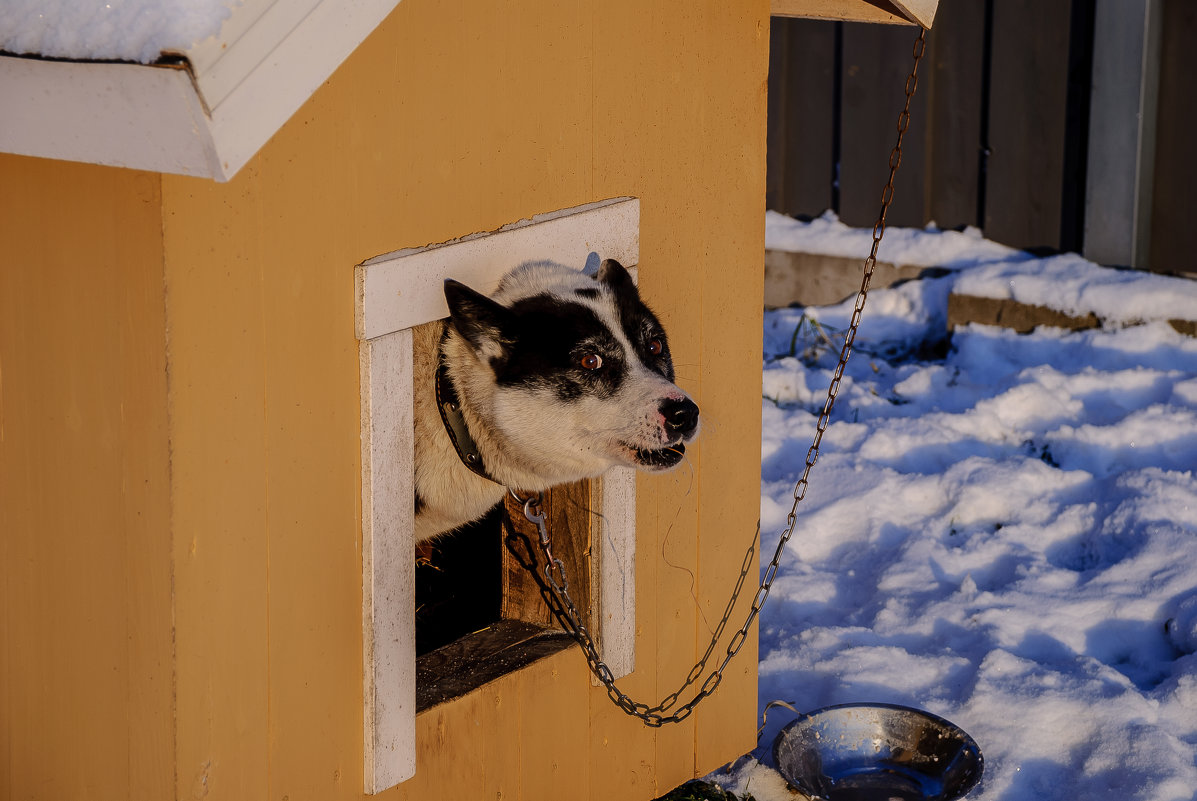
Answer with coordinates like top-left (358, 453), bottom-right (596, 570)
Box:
top-left (435, 335), bottom-right (499, 485)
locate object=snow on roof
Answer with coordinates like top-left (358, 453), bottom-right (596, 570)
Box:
top-left (0, 0), bottom-right (400, 181)
top-left (0, 0), bottom-right (239, 64)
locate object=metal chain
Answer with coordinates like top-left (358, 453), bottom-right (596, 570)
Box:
top-left (520, 27), bottom-right (928, 727)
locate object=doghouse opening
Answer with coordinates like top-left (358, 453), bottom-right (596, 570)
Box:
top-left (356, 198), bottom-right (641, 788)
top-left (414, 505), bottom-right (504, 655)
top-left (414, 481), bottom-right (593, 711)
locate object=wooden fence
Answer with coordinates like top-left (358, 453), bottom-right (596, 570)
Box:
top-left (767, 0), bottom-right (1194, 275)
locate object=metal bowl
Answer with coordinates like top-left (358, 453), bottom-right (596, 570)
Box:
top-left (772, 703), bottom-right (983, 801)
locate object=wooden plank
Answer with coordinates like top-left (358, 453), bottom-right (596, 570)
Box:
top-left (249, 139), bottom-right (373, 801)
top-left (163, 171), bottom-right (273, 801)
top-left (772, 0), bottom-right (916, 26)
top-left (415, 623), bottom-right (574, 711)
top-left (478, 678), bottom-right (522, 800)
top-left (1149, 0), bottom-right (1197, 276)
top-left (923, 0), bottom-right (985, 231)
top-left (500, 473), bottom-right (638, 680)
top-left (765, 249), bottom-right (934, 308)
top-left (410, 694), bottom-right (491, 800)
top-left (766, 19), bottom-right (790, 213)
top-left (948, 293), bottom-right (1099, 334)
top-left (838, 22), bottom-right (929, 229)
top-left (186, 0), bottom-right (398, 113)
top-left (355, 197), bottom-right (641, 340)
top-left (114, 170), bottom-right (177, 801)
top-left (766, 17), bottom-right (837, 217)
top-left (984, 0), bottom-right (1072, 250)
top-left (502, 481), bottom-right (593, 631)
top-left (891, 0), bottom-right (939, 28)
top-left (0, 157), bottom-right (175, 801)
top-left (360, 330), bottom-right (417, 790)
top-left (517, 650), bottom-right (592, 800)
top-left (594, 468), bottom-right (637, 679)
top-left (0, 57), bottom-right (220, 176)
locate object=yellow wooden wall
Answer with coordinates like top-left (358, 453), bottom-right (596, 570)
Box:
top-left (1, 1), bottom-right (768, 799)
top-left (0, 160), bottom-right (175, 799)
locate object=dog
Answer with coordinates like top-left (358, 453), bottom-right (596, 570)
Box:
top-left (412, 258), bottom-right (700, 541)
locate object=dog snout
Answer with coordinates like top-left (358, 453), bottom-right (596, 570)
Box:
top-left (660, 397), bottom-right (700, 438)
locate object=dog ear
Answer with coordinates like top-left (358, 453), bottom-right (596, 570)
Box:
top-left (444, 279), bottom-right (512, 361)
top-left (596, 259), bottom-right (639, 299)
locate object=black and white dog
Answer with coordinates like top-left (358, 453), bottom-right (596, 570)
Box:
top-left (412, 259), bottom-right (700, 541)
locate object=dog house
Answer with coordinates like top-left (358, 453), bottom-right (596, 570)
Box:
top-left (0, 1), bottom-right (935, 799)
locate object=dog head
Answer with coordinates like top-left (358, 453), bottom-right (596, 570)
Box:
top-left (442, 259), bottom-right (699, 488)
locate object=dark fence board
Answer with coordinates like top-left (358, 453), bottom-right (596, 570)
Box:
top-left (924, 0), bottom-right (985, 231)
top-left (768, 3), bottom-right (1193, 274)
top-left (839, 22), bottom-right (929, 229)
top-left (1150, 0), bottom-right (1196, 277)
top-left (767, 19), bottom-right (836, 216)
top-left (984, 0), bottom-right (1072, 251)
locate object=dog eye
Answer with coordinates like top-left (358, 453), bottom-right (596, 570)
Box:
top-left (580, 353), bottom-right (603, 370)
top-left (647, 338), bottom-right (664, 356)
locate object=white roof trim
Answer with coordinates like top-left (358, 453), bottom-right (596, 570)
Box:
top-left (0, 0), bottom-right (401, 181)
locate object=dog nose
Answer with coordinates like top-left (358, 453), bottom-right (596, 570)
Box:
top-left (660, 397), bottom-right (700, 437)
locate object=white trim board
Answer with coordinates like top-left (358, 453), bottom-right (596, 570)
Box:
top-left (356, 197), bottom-right (640, 793)
top-left (0, 0), bottom-right (400, 181)
top-left (355, 197), bottom-right (641, 340)
top-left (770, 0), bottom-right (938, 28)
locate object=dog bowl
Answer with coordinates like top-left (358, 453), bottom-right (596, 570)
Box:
top-left (772, 703), bottom-right (983, 801)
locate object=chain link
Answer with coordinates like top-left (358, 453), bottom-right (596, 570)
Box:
top-left (518, 27), bottom-right (927, 727)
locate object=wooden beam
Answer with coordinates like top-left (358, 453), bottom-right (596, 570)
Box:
top-left (771, 0), bottom-right (938, 28)
top-left (355, 197), bottom-right (641, 341)
top-left (891, 0), bottom-right (938, 28)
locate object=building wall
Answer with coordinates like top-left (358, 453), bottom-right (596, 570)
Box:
top-left (1, 0), bottom-right (768, 799)
top-left (0, 159), bottom-right (174, 799)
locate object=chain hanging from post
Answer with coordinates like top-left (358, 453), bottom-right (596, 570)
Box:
top-left (518, 27), bottom-right (928, 727)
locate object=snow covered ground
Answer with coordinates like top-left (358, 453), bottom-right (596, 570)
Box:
top-left (709, 213), bottom-right (1197, 800)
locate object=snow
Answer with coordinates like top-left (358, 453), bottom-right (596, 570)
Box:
top-left (954, 255), bottom-right (1197, 328)
top-left (0, 0), bottom-right (239, 64)
top-left (766, 209), bottom-right (1197, 328)
top-left (766, 209), bottom-right (1019, 269)
top-left (710, 213), bottom-right (1197, 800)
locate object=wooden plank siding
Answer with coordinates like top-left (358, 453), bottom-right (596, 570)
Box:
top-left (2, 1), bottom-right (768, 800)
top-left (767, 19), bottom-right (837, 218)
top-left (1150, 0), bottom-right (1197, 277)
top-left (0, 159), bottom-right (175, 800)
top-left (923, 0), bottom-right (985, 231)
top-left (984, 0), bottom-right (1073, 251)
top-left (838, 21), bottom-right (931, 230)
top-left (767, 0), bottom-right (1195, 274)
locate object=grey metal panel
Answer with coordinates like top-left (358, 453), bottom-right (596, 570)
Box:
top-left (1083, 0), bottom-right (1162, 268)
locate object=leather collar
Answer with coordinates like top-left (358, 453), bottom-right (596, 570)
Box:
top-left (434, 332), bottom-right (499, 485)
